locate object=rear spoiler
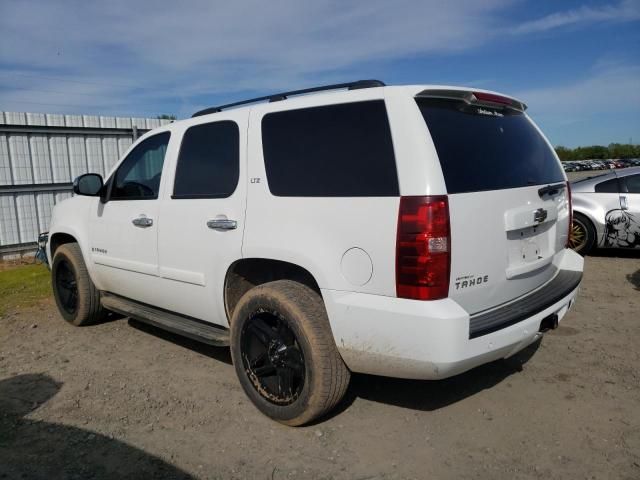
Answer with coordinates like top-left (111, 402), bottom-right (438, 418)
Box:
top-left (416, 89), bottom-right (527, 112)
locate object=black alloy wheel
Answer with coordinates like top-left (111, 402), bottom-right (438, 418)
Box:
top-left (230, 280), bottom-right (350, 425)
top-left (51, 242), bottom-right (104, 326)
top-left (55, 259), bottom-right (78, 314)
top-left (240, 311), bottom-right (306, 405)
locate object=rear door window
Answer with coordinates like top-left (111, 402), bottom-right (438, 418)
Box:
top-left (261, 100), bottom-right (399, 197)
top-left (173, 121), bottom-right (239, 199)
top-left (416, 98), bottom-right (564, 194)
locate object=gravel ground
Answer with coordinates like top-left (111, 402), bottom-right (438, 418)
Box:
top-left (1, 251), bottom-right (639, 480)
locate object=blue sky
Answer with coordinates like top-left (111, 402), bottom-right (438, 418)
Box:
top-left (1, 0), bottom-right (638, 147)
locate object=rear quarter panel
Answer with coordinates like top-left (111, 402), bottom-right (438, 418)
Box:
top-left (243, 89), bottom-right (406, 296)
top-left (572, 192), bottom-right (621, 246)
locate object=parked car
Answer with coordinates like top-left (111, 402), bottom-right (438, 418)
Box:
top-left (592, 161), bottom-right (607, 170)
top-left (569, 166), bottom-right (640, 254)
top-left (618, 159), bottom-right (635, 168)
top-left (40, 80), bottom-right (584, 425)
top-left (591, 161), bottom-right (604, 170)
top-left (579, 161), bottom-right (594, 171)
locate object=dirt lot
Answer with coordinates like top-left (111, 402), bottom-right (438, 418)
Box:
top-left (1, 252), bottom-right (639, 480)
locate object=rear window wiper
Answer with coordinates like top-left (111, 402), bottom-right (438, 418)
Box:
top-left (538, 182), bottom-right (566, 198)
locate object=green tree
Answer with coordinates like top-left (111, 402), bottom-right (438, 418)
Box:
top-left (157, 114), bottom-right (177, 120)
top-left (608, 143), bottom-right (636, 159)
top-left (554, 144), bottom-right (640, 161)
top-left (555, 146), bottom-right (573, 161)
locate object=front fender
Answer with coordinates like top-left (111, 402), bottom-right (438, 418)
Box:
top-left (47, 197), bottom-right (92, 270)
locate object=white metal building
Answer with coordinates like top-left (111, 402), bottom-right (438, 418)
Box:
top-left (0, 111), bottom-right (171, 257)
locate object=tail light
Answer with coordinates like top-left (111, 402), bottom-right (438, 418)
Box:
top-left (565, 181), bottom-right (573, 248)
top-left (396, 196), bottom-right (450, 300)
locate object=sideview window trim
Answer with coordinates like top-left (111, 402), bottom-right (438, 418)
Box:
top-left (107, 132), bottom-right (171, 201)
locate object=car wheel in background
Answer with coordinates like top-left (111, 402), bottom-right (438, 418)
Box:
top-left (569, 212), bottom-right (596, 255)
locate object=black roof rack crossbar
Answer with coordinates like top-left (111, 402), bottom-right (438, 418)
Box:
top-left (192, 79), bottom-right (385, 117)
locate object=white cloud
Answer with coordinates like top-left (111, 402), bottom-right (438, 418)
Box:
top-left (515, 63), bottom-right (640, 147)
top-left (0, 0), bottom-right (638, 121)
top-left (0, 0), bottom-right (511, 116)
top-left (514, 62), bottom-right (640, 147)
top-left (510, 0), bottom-right (640, 35)
top-left (1, 0), bottom-right (510, 72)
top-left (516, 63), bottom-right (640, 117)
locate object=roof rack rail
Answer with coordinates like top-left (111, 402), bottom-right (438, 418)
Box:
top-left (191, 79), bottom-right (385, 117)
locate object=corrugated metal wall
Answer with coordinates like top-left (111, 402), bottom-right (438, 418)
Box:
top-left (0, 111), bottom-right (172, 254)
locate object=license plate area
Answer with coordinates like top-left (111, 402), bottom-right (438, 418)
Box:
top-left (505, 223), bottom-right (554, 278)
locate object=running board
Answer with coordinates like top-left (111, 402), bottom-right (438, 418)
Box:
top-left (100, 292), bottom-right (230, 347)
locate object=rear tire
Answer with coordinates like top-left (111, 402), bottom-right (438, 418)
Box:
top-left (230, 280), bottom-right (350, 426)
top-left (569, 212), bottom-right (596, 255)
top-left (51, 243), bottom-right (104, 326)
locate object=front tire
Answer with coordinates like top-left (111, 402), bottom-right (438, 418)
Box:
top-left (51, 243), bottom-right (104, 326)
top-left (569, 212), bottom-right (596, 255)
top-left (230, 280), bottom-right (350, 426)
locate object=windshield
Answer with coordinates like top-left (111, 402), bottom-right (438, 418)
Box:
top-left (417, 98), bottom-right (564, 194)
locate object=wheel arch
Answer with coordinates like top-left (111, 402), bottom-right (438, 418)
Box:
top-left (571, 206), bottom-right (603, 245)
top-left (224, 258), bottom-right (321, 322)
top-left (48, 228), bottom-right (94, 280)
top-left (49, 232), bottom-right (78, 257)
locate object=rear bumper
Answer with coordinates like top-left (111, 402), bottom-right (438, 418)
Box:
top-left (322, 249), bottom-right (583, 380)
top-left (469, 269), bottom-right (582, 339)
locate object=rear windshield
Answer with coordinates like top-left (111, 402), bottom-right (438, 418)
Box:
top-left (417, 98), bottom-right (564, 194)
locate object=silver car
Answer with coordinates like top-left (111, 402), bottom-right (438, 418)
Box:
top-left (569, 166), bottom-right (640, 254)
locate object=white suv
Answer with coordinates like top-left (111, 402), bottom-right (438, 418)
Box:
top-left (42, 80), bottom-right (583, 425)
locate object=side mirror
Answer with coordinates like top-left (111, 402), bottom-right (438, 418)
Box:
top-left (73, 173), bottom-right (103, 196)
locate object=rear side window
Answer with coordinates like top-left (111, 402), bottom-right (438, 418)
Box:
top-left (173, 121), bottom-right (239, 199)
top-left (262, 100), bottom-right (399, 197)
top-left (594, 178), bottom-right (619, 193)
top-left (417, 98), bottom-right (564, 194)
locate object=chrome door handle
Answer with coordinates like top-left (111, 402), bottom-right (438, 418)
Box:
top-left (621, 196), bottom-right (628, 210)
top-left (132, 216), bottom-right (153, 228)
top-left (207, 219), bottom-right (237, 230)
